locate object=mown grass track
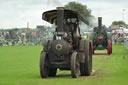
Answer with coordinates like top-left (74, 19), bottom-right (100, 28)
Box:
top-left (0, 44), bottom-right (128, 85)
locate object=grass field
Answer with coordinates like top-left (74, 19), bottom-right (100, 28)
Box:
top-left (0, 44), bottom-right (128, 85)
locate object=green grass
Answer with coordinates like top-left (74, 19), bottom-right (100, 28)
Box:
top-left (0, 44), bottom-right (128, 85)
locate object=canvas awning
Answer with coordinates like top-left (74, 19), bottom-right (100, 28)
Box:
top-left (42, 8), bottom-right (89, 25)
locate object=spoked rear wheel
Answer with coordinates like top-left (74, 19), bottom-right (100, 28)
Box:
top-left (107, 40), bottom-right (112, 55)
top-left (40, 52), bottom-right (49, 78)
top-left (79, 40), bottom-right (92, 76)
top-left (84, 40), bottom-right (92, 76)
top-left (71, 52), bottom-right (80, 78)
top-left (110, 40), bottom-right (112, 54)
top-left (91, 41), bottom-right (94, 55)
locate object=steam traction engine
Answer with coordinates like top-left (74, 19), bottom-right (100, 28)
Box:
top-left (40, 7), bottom-right (93, 78)
top-left (92, 17), bottom-right (112, 55)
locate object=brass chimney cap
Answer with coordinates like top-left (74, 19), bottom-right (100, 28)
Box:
top-left (98, 17), bottom-right (102, 19)
top-left (56, 7), bottom-right (64, 10)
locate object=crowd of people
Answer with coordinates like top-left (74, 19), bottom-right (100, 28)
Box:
top-left (0, 27), bottom-right (53, 46)
top-left (112, 30), bottom-right (128, 49)
top-left (112, 31), bottom-right (128, 44)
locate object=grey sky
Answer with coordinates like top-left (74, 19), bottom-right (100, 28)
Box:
top-left (0, 0), bottom-right (128, 29)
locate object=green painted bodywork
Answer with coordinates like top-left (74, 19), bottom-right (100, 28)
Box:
top-left (93, 28), bottom-right (108, 50)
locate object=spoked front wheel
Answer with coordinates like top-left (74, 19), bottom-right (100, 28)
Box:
top-left (71, 52), bottom-right (80, 78)
top-left (40, 52), bottom-right (49, 78)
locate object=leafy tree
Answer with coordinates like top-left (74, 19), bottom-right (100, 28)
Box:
top-left (64, 1), bottom-right (92, 18)
top-left (111, 21), bottom-right (126, 25)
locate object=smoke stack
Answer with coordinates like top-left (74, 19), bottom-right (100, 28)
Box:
top-left (56, 7), bottom-right (64, 33)
top-left (98, 17), bottom-right (102, 30)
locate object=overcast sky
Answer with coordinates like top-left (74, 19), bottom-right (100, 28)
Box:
top-left (0, 0), bottom-right (128, 29)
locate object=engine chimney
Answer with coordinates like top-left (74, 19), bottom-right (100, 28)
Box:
top-left (98, 17), bottom-right (102, 31)
top-left (56, 7), bottom-right (64, 33)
